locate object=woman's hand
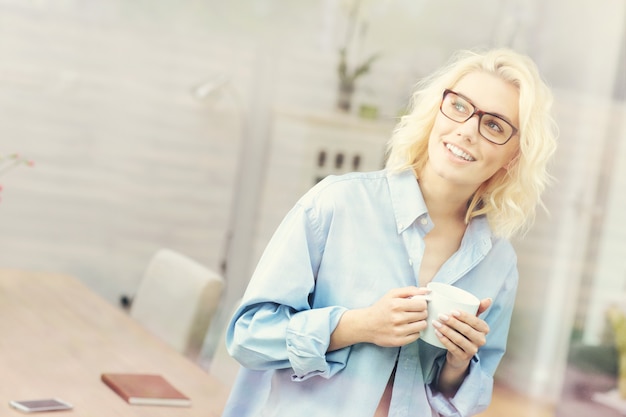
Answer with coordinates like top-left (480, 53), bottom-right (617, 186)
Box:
top-left (434, 298), bottom-right (491, 365)
top-left (434, 298), bottom-right (492, 395)
top-left (365, 286), bottom-right (431, 347)
top-left (329, 286), bottom-right (429, 351)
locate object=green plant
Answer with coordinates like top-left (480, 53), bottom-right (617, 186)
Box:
top-left (607, 305), bottom-right (626, 398)
top-left (337, 47), bottom-right (380, 86)
top-left (335, 0), bottom-right (380, 111)
top-left (0, 153), bottom-right (33, 176)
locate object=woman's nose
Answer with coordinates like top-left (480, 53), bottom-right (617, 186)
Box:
top-left (456, 113), bottom-right (481, 141)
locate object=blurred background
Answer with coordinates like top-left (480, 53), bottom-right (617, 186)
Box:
top-left (0, 0), bottom-right (624, 415)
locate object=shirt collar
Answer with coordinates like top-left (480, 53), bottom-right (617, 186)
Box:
top-left (386, 169), bottom-right (494, 250)
top-left (387, 169), bottom-right (428, 233)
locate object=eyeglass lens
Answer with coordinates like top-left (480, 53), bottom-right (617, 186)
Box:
top-left (441, 91), bottom-right (515, 144)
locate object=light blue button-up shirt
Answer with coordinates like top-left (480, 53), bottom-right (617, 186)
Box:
top-left (223, 169), bottom-right (518, 417)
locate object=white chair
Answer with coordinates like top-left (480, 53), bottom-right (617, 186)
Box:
top-left (130, 248), bottom-right (224, 360)
top-left (209, 298), bottom-right (243, 387)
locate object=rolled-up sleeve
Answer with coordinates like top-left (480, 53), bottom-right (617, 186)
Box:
top-left (226, 197), bottom-right (351, 379)
top-left (287, 306), bottom-right (349, 380)
top-left (426, 356), bottom-right (493, 416)
top-left (427, 262), bottom-right (519, 416)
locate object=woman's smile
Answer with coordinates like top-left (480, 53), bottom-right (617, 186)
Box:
top-left (444, 142), bottom-right (476, 162)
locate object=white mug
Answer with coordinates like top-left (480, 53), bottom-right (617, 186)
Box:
top-left (418, 282), bottom-right (480, 349)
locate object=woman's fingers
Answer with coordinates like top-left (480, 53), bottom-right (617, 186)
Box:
top-left (432, 310), bottom-right (490, 361)
top-left (476, 297), bottom-right (493, 316)
top-left (366, 286), bottom-right (431, 347)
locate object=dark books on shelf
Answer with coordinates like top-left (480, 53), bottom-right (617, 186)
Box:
top-left (101, 373), bottom-right (191, 407)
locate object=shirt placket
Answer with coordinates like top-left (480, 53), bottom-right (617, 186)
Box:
top-left (401, 214), bottom-right (432, 286)
top-left (389, 342), bottom-right (430, 417)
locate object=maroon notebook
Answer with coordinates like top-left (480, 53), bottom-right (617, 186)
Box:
top-left (101, 373), bottom-right (191, 407)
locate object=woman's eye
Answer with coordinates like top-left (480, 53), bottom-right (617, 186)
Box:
top-left (452, 101), bottom-right (467, 113)
top-left (486, 120), bottom-right (504, 133)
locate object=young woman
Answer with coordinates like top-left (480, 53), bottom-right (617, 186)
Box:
top-left (221, 48), bottom-right (558, 417)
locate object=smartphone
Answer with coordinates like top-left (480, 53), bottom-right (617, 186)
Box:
top-left (9, 398), bottom-right (73, 413)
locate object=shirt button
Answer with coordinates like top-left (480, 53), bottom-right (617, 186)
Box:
top-left (399, 223), bottom-right (404, 229)
top-left (420, 218), bottom-right (428, 225)
top-left (408, 259), bottom-right (413, 266)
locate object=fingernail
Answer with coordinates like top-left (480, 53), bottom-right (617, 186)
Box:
top-left (438, 313), bottom-right (449, 321)
top-left (451, 310), bottom-right (461, 317)
top-left (432, 320), bottom-right (442, 328)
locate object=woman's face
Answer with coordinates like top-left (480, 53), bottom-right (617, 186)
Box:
top-left (426, 71), bottom-right (520, 192)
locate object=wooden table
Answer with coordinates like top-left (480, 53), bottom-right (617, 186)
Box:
top-left (0, 269), bottom-right (230, 416)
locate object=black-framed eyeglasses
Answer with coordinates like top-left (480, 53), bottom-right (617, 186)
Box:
top-left (440, 89), bottom-right (519, 145)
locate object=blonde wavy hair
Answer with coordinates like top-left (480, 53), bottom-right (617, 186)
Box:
top-left (385, 48), bottom-right (558, 239)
